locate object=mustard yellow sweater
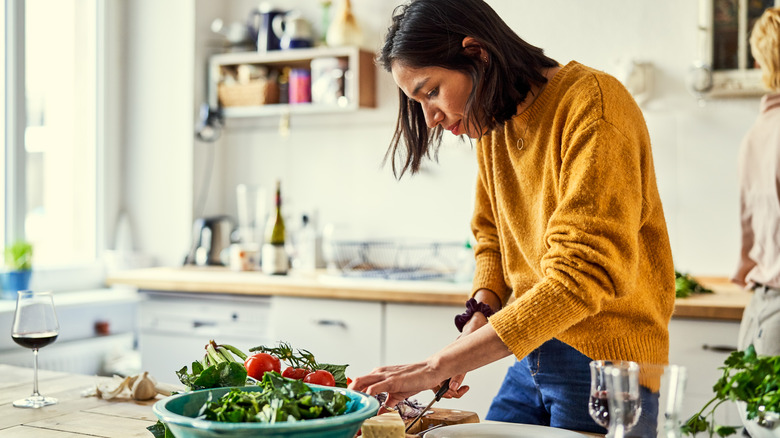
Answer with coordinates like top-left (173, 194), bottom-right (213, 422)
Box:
top-left (474, 61), bottom-right (675, 365)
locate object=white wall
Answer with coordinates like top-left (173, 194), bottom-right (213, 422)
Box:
top-left (124, 0), bottom-right (761, 277)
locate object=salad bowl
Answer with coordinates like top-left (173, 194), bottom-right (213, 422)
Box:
top-left (152, 384), bottom-right (380, 438)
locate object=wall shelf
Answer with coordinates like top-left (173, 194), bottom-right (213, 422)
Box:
top-left (208, 46), bottom-right (376, 118)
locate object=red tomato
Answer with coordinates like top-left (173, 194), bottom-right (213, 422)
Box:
top-left (244, 353), bottom-right (281, 380)
top-left (282, 366), bottom-right (309, 380)
top-left (303, 369), bottom-right (336, 387)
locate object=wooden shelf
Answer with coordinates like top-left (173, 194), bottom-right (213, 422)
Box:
top-left (208, 46), bottom-right (376, 118)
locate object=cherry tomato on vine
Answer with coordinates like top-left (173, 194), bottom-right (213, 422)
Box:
top-left (244, 353), bottom-right (280, 380)
top-left (304, 369), bottom-right (336, 387)
top-left (282, 366), bottom-right (309, 380)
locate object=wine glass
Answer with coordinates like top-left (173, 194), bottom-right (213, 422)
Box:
top-left (11, 290), bottom-right (60, 408)
top-left (589, 360), bottom-right (642, 435)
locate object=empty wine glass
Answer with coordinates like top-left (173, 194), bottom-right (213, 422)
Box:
top-left (589, 360), bottom-right (642, 435)
top-left (11, 290), bottom-right (60, 408)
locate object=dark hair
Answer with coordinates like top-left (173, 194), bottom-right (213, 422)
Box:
top-left (379, 0), bottom-right (558, 177)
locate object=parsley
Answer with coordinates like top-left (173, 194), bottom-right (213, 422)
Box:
top-left (681, 345), bottom-right (780, 437)
top-left (675, 271), bottom-right (714, 298)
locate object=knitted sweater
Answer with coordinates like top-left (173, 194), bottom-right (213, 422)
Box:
top-left (473, 61), bottom-right (675, 365)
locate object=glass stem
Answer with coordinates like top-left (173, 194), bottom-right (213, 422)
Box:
top-left (32, 348), bottom-right (40, 397)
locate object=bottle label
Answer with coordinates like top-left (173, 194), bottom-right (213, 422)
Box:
top-left (262, 244), bottom-right (289, 275)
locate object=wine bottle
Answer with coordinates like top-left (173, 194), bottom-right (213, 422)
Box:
top-left (262, 180), bottom-right (289, 275)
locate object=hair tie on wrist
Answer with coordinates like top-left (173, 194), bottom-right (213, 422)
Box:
top-left (454, 298), bottom-right (495, 332)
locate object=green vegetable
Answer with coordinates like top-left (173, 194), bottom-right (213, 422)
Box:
top-left (197, 372), bottom-right (350, 424)
top-left (681, 345), bottom-right (780, 437)
top-left (249, 342), bottom-right (350, 388)
top-left (675, 270), bottom-right (714, 298)
top-left (4, 240), bottom-right (32, 271)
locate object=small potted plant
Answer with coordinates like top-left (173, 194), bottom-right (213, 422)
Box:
top-left (1, 240), bottom-right (33, 300)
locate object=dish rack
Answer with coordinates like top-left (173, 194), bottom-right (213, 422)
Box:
top-left (325, 240), bottom-right (464, 281)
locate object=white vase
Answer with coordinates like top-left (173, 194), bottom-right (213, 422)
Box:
top-left (326, 0), bottom-right (363, 47)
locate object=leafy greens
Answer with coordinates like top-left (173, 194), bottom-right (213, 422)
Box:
top-left (198, 372), bottom-right (350, 423)
top-left (682, 345), bottom-right (780, 437)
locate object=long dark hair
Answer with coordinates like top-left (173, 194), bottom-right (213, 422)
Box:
top-left (379, 0), bottom-right (558, 177)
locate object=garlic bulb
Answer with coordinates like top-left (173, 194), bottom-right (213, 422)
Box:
top-left (131, 371), bottom-right (158, 401)
top-left (326, 0), bottom-right (363, 47)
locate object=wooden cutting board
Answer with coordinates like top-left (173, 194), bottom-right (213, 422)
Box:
top-left (404, 407), bottom-right (480, 436)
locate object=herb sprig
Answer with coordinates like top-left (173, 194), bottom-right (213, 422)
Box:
top-left (682, 345), bottom-right (780, 437)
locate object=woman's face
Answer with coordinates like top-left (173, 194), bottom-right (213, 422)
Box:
top-left (391, 62), bottom-right (485, 138)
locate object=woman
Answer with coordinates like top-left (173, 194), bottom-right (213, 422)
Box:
top-left (349, 0), bottom-right (675, 433)
top-left (732, 6), bottom-right (780, 357)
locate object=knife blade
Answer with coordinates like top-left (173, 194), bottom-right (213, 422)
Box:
top-left (405, 378), bottom-right (451, 433)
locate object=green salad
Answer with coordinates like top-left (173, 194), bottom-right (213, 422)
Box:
top-left (198, 372), bottom-right (350, 424)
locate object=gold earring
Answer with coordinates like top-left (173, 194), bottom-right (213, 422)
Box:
top-left (482, 56), bottom-right (488, 63)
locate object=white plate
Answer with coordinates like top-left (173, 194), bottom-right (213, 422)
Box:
top-left (423, 423), bottom-right (590, 437)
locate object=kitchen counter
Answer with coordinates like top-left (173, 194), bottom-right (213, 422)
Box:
top-left (0, 364), bottom-right (602, 437)
top-left (106, 267), bottom-right (752, 321)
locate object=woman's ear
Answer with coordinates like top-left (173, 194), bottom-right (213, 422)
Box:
top-left (462, 36), bottom-right (487, 62)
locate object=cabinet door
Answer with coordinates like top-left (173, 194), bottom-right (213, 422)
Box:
top-left (384, 303), bottom-right (515, 419)
top-left (268, 296), bottom-right (382, 378)
top-left (668, 318), bottom-right (741, 426)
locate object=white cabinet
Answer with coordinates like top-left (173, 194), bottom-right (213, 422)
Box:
top-left (138, 292), bottom-right (274, 385)
top-left (268, 296), bottom-right (383, 378)
top-left (384, 303), bottom-right (515, 419)
top-left (668, 318), bottom-right (741, 426)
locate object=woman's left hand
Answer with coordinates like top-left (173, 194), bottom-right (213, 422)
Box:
top-left (348, 361), bottom-right (470, 408)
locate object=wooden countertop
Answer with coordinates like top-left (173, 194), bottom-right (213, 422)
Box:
top-left (0, 364), bottom-right (602, 437)
top-left (106, 267), bottom-right (753, 321)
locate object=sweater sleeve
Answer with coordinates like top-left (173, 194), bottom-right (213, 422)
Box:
top-left (490, 114), bottom-right (650, 359)
top-left (470, 139), bottom-right (512, 305)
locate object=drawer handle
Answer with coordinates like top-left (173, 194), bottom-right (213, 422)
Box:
top-left (193, 321), bottom-right (217, 328)
top-left (315, 319), bottom-right (347, 329)
top-left (702, 344), bottom-right (738, 353)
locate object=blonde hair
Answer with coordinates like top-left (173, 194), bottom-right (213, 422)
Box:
top-left (750, 7), bottom-right (780, 91)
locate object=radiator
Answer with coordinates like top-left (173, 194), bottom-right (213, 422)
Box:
top-left (0, 333), bottom-right (136, 376)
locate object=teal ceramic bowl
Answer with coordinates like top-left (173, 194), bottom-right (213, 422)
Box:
top-left (152, 385), bottom-right (380, 438)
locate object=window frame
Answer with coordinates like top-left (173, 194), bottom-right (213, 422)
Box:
top-left (694, 0), bottom-right (780, 98)
top-left (3, 0), bottom-right (107, 292)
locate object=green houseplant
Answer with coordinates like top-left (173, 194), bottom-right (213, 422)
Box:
top-left (1, 240), bottom-right (33, 299)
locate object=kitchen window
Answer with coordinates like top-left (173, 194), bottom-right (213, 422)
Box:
top-left (691, 0), bottom-right (780, 97)
top-left (2, 0), bottom-right (105, 290)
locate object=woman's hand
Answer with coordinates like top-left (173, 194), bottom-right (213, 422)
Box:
top-left (349, 360), bottom-right (465, 408)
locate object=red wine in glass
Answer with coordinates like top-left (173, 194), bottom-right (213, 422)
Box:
top-left (589, 390), bottom-right (641, 429)
top-left (11, 291), bottom-right (60, 408)
top-left (12, 332), bottom-right (59, 349)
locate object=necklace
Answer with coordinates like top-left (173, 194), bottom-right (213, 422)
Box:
top-left (514, 80), bottom-right (549, 151)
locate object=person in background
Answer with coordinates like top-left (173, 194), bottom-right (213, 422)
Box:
top-left (349, 0), bottom-right (675, 434)
top-left (732, 6), bottom-right (780, 357)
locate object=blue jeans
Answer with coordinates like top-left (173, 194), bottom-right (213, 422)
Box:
top-left (486, 339), bottom-right (659, 436)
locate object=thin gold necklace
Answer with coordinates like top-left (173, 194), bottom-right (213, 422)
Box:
top-left (515, 81), bottom-right (548, 151)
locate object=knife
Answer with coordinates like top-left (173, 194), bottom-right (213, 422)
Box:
top-left (405, 378), bottom-right (451, 433)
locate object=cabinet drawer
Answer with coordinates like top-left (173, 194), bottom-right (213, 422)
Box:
top-left (269, 296), bottom-right (382, 378)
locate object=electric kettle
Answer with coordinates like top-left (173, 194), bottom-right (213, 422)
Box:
top-left (184, 216), bottom-right (235, 266)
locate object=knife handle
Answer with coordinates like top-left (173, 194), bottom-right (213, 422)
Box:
top-left (434, 378), bottom-right (451, 402)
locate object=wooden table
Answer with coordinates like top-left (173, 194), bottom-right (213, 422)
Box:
top-left (0, 364), bottom-right (162, 437)
top-left (0, 364), bottom-right (604, 437)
